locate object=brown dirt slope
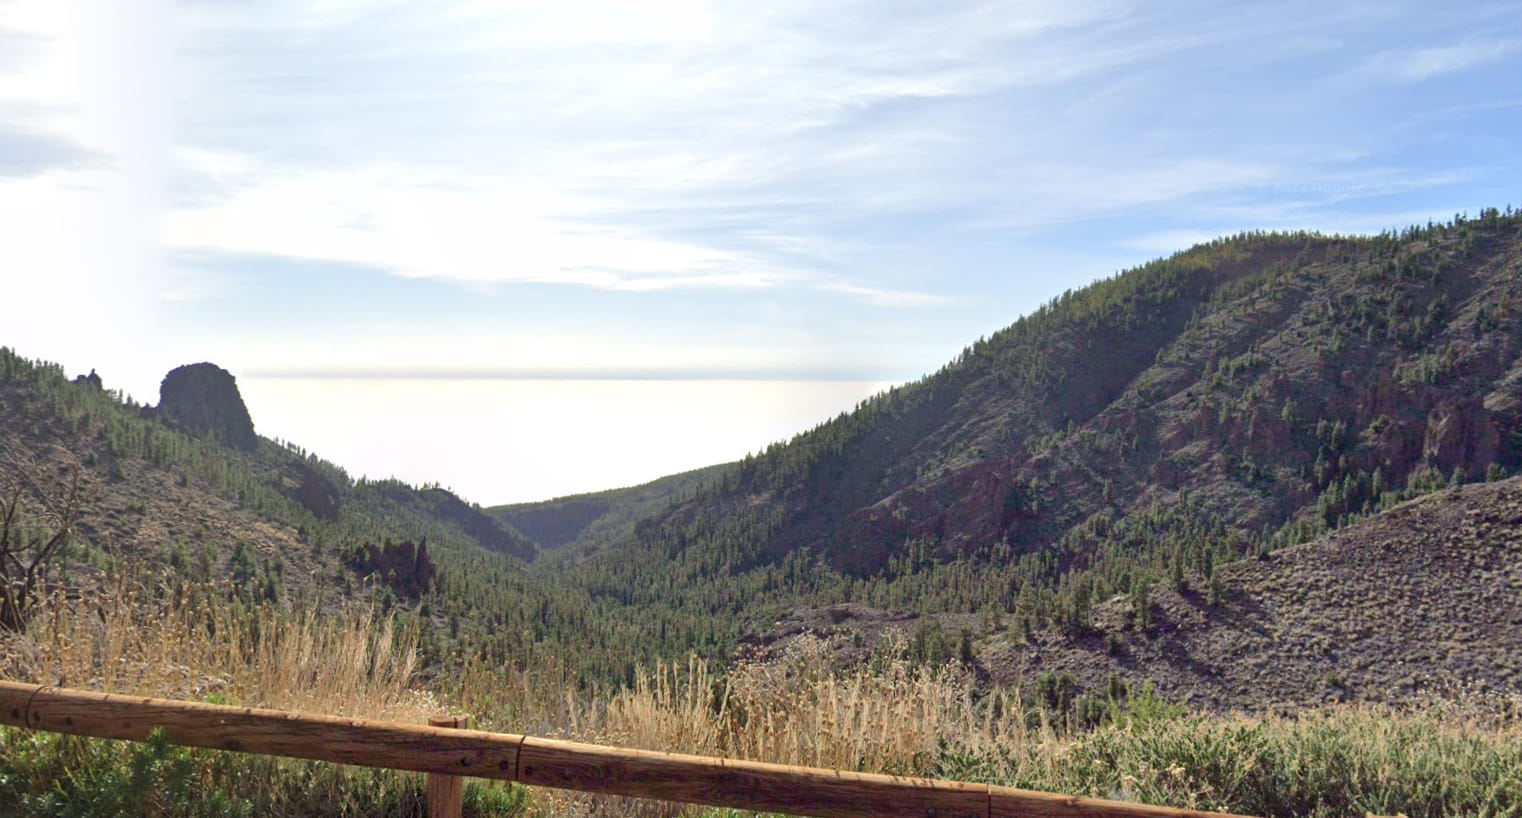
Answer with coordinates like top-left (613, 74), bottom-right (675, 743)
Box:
top-left (984, 476), bottom-right (1522, 712)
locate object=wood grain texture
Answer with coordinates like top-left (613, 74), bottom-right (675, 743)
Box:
top-left (0, 680), bottom-right (36, 727)
top-left (6, 681), bottom-right (522, 778)
top-left (519, 736), bottom-right (988, 818)
top-left (0, 680), bottom-right (1264, 818)
top-left (427, 715), bottom-right (469, 818)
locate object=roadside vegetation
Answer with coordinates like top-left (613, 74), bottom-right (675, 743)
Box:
top-left (2, 584), bottom-right (1518, 818)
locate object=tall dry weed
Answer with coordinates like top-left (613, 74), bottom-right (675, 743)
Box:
top-left (450, 632), bottom-right (1063, 818)
top-left (1, 577), bottom-right (435, 722)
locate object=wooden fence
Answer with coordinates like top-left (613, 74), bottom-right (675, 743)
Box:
top-left (0, 680), bottom-right (1256, 818)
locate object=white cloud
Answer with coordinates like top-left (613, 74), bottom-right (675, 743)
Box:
top-left (158, 0), bottom-right (1141, 302)
top-left (165, 163), bottom-right (799, 290)
top-left (0, 1), bottom-right (173, 396)
top-left (6, 0), bottom-right (1521, 391)
top-left (1362, 39), bottom-right (1518, 82)
top-left (820, 282), bottom-right (956, 308)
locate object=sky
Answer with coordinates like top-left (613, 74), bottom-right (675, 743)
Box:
top-left (2, 0), bottom-right (1520, 504)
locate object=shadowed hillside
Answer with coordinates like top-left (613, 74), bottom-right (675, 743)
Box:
top-left (981, 476), bottom-right (1522, 711)
top-left (0, 351), bottom-right (544, 645)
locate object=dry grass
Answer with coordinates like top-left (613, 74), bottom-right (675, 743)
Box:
top-left (4, 588), bottom-right (1520, 818)
top-left (1, 577), bottom-right (436, 723)
top-left (446, 634), bottom-right (1062, 818)
top-left (453, 633), bottom-right (1050, 772)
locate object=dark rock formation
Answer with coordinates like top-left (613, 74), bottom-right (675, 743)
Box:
top-left (347, 539), bottom-right (437, 596)
top-left (157, 363), bottom-right (258, 452)
top-left (72, 369), bottom-right (102, 390)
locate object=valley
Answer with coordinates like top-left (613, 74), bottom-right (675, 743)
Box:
top-left (3, 209), bottom-right (1522, 816)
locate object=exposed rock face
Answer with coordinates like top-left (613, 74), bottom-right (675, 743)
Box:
top-left (347, 539), bottom-right (438, 596)
top-left (157, 363), bottom-right (258, 452)
top-left (1422, 396), bottom-right (1498, 480)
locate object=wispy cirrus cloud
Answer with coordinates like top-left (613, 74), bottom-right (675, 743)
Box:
top-left (0, 123), bottom-right (102, 177)
top-left (1362, 39), bottom-right (1518, 83)
top-left (162, 0), bottom-right (1138, 306)
top-left (819, 282), bottom-right (956, 308)
top-left (6, 0), bottom-right (1522, 501)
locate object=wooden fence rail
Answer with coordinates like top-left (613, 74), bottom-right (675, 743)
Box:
top-left (0, 680), bottom-right (1255, 818)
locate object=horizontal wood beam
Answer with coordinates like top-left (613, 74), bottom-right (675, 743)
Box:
top-left (0, 680), bottom-right (1254, 818)
top-left (0, 680), bottom-right (519, 778)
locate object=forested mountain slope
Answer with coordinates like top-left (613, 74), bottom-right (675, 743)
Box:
top-left (0, 350), bottom-right (539, 628)
top-left (561, 208), bottom-right (1522, 652)
top-left (490, 461), bottom-right (733, 553)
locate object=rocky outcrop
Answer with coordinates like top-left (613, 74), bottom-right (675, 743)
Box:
top-left (72, 369), bottom-right (102, 390)
top-left (1422, 396), bottom-right (1499, 480)
top-left (157, 363), bottom-right (258, 452)
top-left (347, 539), bottom-right (438, 596)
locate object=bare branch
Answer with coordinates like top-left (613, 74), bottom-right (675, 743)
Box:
top-left (0, 448), bottom-right (82, 631)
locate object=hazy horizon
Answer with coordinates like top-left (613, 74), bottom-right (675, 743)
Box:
top-left (237, 375), bottom-right (897, 505)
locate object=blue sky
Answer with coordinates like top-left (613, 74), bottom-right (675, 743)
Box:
top-left (2, 0), bottom-right (1519, 502)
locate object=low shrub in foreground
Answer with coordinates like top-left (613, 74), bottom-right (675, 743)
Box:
top-left (0, 727), bottom-right (529, 818)
top-left (933, 704), bottom-right (1522, 818)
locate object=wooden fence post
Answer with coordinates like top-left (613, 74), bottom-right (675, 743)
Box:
top-left (427, 714), bottom-right (469, 818)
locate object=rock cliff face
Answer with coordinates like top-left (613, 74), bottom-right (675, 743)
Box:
top-left (346, 539), bottom-right (438, 596)
top-left (157, 363), bottom-right (259, 452)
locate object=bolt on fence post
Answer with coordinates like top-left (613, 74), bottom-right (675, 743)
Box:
top-left (427, 714), bottom-right (469, 818)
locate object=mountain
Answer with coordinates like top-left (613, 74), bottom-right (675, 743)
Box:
top-left (535, 208), bottom-right (1522, 689)
top-left (490, 462), bottom-right (733, 553)
top-left (0, 350), bottom-right (537, 610)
